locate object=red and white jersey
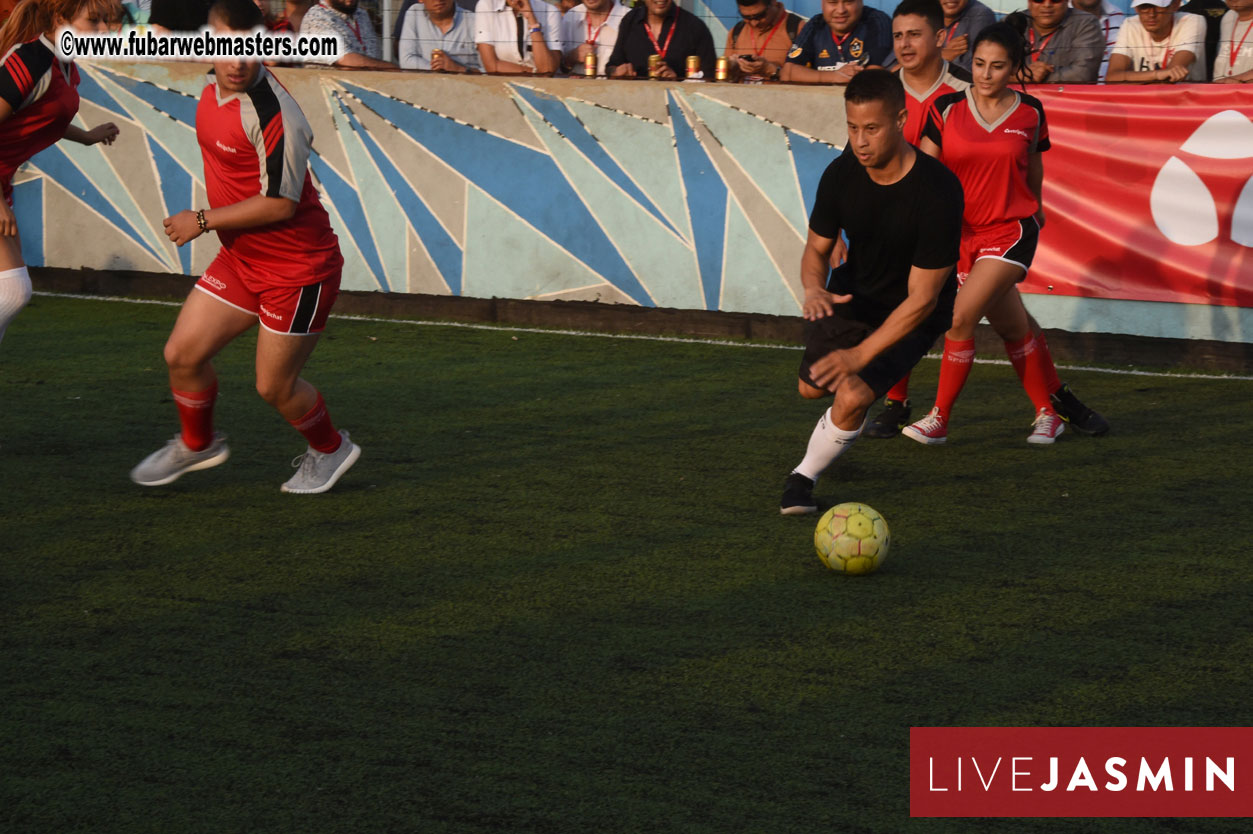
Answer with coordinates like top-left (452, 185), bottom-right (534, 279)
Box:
top-left (196, 66), bottom-right (342, 286)
top-left (0, 36), bottom-right (79, 198)
top-left (901, 61), bottom-right (971, 146)
top-left (922, 88), bottom-right (1050, 229)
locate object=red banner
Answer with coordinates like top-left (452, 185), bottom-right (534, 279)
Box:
top-left (1028, 86), bottom-right (1253, 309)
top-left (910, 727), bottom-right (1253, 817)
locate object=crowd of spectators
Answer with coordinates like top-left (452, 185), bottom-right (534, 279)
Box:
top-left (1, 0), bottom-right (1247, 83)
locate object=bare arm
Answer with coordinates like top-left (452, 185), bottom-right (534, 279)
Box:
top-left (64, 122), bottom-right (119, 146)
top-left (918, 136), bottom-right (941, 158)
top-left (478, 43), bottom-right (531, 74)
top-left (780, 62), bottom-right (862, 85)
top-left (799, 228), bottom-right (854, 321)
top-left (1105, 50), bottom-right (1194, 83)
top-left (809, 263), bottom-right (952, 390)
top-left (1027, 151), bottom-right (1044, 226)
top-left (335, 51), bottom-right (399, 69)
top-left (163, 196), bottom-right (298, 246)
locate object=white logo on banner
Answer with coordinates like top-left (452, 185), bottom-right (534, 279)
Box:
top-left (1150, 110), bottom-right (1253, 247)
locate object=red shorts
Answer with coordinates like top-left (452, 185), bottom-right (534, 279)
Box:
top-left (195, 247), bottom-right (340, 335)
top-left (957, 217), bottom-right (1040, 286)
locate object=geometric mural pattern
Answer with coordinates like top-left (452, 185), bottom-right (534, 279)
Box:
top-left (15, 62), bottom-right (846, 317)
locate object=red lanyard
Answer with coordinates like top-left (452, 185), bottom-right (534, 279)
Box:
top-left (830, 29), bottom-right (853, 57)
top-left (644, 13), bottom-right (677, 59)
top-left (1028, 27), bottom-right (1057, 57)
top-left (750, 12), bottom-right (788, 57)
top-left (941, 22), bottom-right (959, 46)
top-left (586, 12), bottom-right (609, 47)
top-left (1230, 18), bottom-right (1253, 74)
top-left (323, 2), bottom-right (364, 47)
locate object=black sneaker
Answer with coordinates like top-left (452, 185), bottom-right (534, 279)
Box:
top-left (780, 472), bottom-right (817, 516)
top-left (864, 398), bottom-right (911, 439)
top-left (1050, 383), bottom-right (1109, 436)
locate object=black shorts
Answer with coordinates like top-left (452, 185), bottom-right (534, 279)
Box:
top-left (798, 308), bottom-right (951, 399)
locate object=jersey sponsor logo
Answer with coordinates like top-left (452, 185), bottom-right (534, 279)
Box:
top-left (818, 49), bottom-right (829, 59)
top-left (1003, 128), bottom-right (1029, 139)
top-left (202, 273), bottom-right (227, 290)
top-left (1151, 110), bottom-right (1253, 248)
top-left (259, 303), bottom-right (284, 322)
top-left (215, 139), bottom-right (238, 154)
top-left (979, 246), bottom-right (1003, 253)
top-left (850, 39), bottom-right (863, 59)
top-left (788, 45), bottom-right (802, 58)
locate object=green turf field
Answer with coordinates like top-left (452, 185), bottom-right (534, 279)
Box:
top-left (3, 294), bottom-right (1250, 833)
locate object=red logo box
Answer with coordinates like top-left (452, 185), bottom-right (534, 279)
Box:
top-left (910, 727), bottom-right (1253, 817)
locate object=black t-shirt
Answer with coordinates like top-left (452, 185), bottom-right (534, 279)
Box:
top-left (808, 148), bottom-right (962, 326)
top-left (605, 6), bottom-right (719, 79)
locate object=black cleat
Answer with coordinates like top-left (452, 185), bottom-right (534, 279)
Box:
top-left (864, 398), bottom-right (911, 439)
top-left (1050, 383), bottom-right (1109, 436)
top-left (780, 473), bottom-right (817, 516)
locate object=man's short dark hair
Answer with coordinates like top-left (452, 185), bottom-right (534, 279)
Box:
top-left (845, 68), bottom-right (906, 115)
top-left (892, 0), bottom-right (944, 33)
top-left (208, 0), bottom-right (266, 30)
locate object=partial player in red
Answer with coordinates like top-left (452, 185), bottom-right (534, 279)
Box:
top-left (130, 0), bottom-right (361, 493)
top-left (903, 21), bottom-right (1075, 445)
top-left (0, 0), bottom-right (119, 345)
top-left (863, 0), bottom-right (1107, 440)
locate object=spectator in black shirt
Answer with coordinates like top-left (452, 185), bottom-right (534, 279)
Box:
top-left (606, 0), bottom-right (718, 79)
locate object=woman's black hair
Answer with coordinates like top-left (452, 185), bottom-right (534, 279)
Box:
top-left (972, 18), bottom-right (1031, 81)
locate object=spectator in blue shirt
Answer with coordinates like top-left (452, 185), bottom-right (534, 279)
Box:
top-left (781, 0), bottom-right (896, 84)
top-left (938, 0), bottom-right (996, 71)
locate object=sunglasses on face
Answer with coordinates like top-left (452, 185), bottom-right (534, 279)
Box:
top-left (740, 5), bottom-right (774, 21)
top-left (1028, 0), bottom-right (1066, 5)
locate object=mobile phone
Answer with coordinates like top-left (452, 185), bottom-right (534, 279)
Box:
top-left (738, 54), bottom-right (757, 62)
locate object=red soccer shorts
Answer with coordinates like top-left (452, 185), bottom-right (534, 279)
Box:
top-left (195, 247), bottom-right (340, 335)
top-left (957, 216), bottom-right (1040, 286)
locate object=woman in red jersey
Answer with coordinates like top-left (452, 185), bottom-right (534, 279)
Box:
top-left (0, 0), bottom-right (119, 344)
top-left (902, 21), bottom-right (1067, 446)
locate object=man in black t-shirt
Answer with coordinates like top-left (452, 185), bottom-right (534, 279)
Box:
top-left (780, 69), bottom-right (963, 515)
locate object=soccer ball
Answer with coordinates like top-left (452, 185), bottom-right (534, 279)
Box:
top-left (814, 503), bottom-right (890, 575)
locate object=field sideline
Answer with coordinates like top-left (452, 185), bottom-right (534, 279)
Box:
top-left (2, 293), bottom-right (1250, 833)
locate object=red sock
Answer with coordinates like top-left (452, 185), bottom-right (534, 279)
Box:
top-left (172, 382), bottom-right (216, 452)
top-left (885, 375), bottom-right (911, 402)
top-left (1004, 334), bottom-right (1053, 414)
top-left (934, 337), bottom-right (976, 420)
top-left (1034, 331), bottom-right (1063, 394)
top-left (289, 392), bottom-right (342, 454)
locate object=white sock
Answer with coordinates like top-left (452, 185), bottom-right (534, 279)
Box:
top-left (0, 266), bottom-right (32, 345)
top-left (793, 407), bottom-right (864, 483)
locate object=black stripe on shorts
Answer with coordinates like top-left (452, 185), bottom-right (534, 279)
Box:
top-left (290, 282), bottom-right (321, 334)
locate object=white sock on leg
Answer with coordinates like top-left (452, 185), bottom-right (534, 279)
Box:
top-left (793, 407), bottom-right (864, 483)
top-left (0, 266), bottom-right (32, 345)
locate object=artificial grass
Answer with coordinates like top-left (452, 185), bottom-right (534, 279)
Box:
top-left (2, 294), bottom-right (1249, 833)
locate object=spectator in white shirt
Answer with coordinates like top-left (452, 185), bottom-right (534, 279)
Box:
top-left (1105, 0), bottom-right (1206, 81)
top-left (561, 0), bottom-right (628, 75)
top-left (1212, 0), bottom-right (1253, 80)
top-left (476, 0), bottom-right (561, 74)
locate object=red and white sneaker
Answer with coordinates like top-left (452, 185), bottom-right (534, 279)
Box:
top-left (902, 407), bottom-right (948, 445)
top-left (1027, 407), bottom-right (1065, 445)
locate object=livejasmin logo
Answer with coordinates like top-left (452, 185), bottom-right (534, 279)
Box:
top-left (910, 727), bottom-right (1253, 818)
top-left (928, 754), bottom-right (1235, 793)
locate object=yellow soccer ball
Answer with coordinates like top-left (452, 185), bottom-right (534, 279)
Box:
top-left (814, 502), bottom-right (890, 575)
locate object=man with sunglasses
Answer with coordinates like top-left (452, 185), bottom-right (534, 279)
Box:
top-left (723, 0), bottom-right (807, 81)
top-left (1023, 0), bottom-right (1105, 82)
top-left (1106, 0), bottom-right (1205, 81)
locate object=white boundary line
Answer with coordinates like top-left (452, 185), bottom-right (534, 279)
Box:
top-left (32, 291), bottom-right (1253, 381)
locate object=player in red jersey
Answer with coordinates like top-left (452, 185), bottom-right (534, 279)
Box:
top-left (130, 0), bottom-right (361, 493)
top-left (0, 0), bottom-right (119, 345)
top-left (902, 21), bottom-right (1070, 445)
top-left (862, 0), bottom-right (1107, 440)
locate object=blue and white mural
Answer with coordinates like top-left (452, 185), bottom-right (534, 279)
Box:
top-left (15, 62), bottom-right (849, 315)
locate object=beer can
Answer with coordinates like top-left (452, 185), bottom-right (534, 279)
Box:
top-left (584, 53), bottom-right (597, 77)
top-left (648, 54), bottom-right (663, 77)
top-left (431, 48), bottom-right (444, 67)
top-left (715, 56), bottom-right (728, 81)
top-left (686, 55), bottom-right (700, 77)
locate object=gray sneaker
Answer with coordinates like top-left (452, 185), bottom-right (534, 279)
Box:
top-left (130, 433), bottom-right (230, 486)
top-left (281, 430), bottom-right (361, 494)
